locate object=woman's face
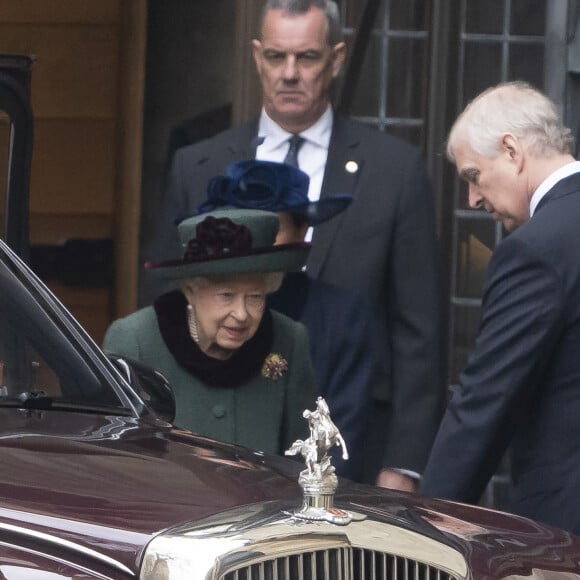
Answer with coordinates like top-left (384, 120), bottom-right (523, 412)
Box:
top-left (183, 273), bottom-right (269, 360)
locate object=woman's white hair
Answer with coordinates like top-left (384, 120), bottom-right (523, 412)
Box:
top-left (182, 272), bottom-right (284, 295)
top-left (447, 81), bottom-right (574, 161)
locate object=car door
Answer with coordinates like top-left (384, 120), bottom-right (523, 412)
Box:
top-left (0, 53), bottom-right (34, 260)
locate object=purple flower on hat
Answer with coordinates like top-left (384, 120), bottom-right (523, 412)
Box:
top-left (184, 216), bottom-right (252, 260)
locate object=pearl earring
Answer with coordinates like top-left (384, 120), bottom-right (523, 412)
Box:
top-left (186, 304), bottom-right (199, 344)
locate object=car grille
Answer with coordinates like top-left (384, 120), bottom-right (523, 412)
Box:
top-left (223, 547), bottom-right (459, 580)
top-left (141, 503), bottom-right (469, 580)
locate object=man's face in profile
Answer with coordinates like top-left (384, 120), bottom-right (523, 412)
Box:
top-left (454, 135), bottom-right (531, 232)
top-left (252, 6), bottom-right (346, 133)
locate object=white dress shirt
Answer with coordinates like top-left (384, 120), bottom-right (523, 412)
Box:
top-left (530, 160), bottom-right (580, 216)
top-left (255, 106), bottom-right (333, 204)
top-left (255, 107), bottom-right (332, 242)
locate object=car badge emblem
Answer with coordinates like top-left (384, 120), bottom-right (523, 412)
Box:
top-left (285, 396), bottom-right (359, 525)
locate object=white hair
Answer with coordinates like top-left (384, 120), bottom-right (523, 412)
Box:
top-left (447, 81), bottom-right (574, 161)
top-left (182, 272), bottom-right (284, 295)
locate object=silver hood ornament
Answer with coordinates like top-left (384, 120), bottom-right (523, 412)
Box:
top-left (285, 397), bottom-right (356, 525)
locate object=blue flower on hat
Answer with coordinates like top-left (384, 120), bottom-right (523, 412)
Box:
top-left (204, 161), bottom-right (305, 212)
top-left (196, 160), bottom-right (352, 226)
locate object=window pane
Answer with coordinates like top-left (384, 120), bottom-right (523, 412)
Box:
top-left (343, 2), bottom-right (361, 28)
top-left (387, 37), bottom-right (429, 118)
top-left (511, 0), bottom-right (546, 35)
top-left (463, 42), bottom-right (503, 101)
top-left (465, 0), bottom-right (505, 34)
top-left (348, 35), bottom-right (381, 116)
top-left (343, 1), bottom-right (385, 29)
top-left (390, 0), bottom-right (430, 31)
top-left (0, 257), bottom-right (125, 410)
top-left (454, 218), bottom-right (494, 299)
top-left (509, 42), bottom-right (545, 90)
top-left (0, 340), bottom-right (62, 398)
top-left (0, 113), bottom-right (8, 240)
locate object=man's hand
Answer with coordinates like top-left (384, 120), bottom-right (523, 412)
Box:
top-left (375, 468), bottom-right (418, 492)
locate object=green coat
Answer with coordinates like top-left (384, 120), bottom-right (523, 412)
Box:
top-left (103, 306), bottom-right (315, 455)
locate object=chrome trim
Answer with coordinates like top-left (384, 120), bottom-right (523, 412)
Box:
top-left (114, 357), bottom-right (132, 383)
top-left (0, 521), bottom-right (135, 576)
top-left (222, 549), bottom-right (460, 580)
top-left (140, 502), bottom-right (470, 580)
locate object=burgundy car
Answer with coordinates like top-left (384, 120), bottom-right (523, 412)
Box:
top-left (2, 54), bottom-right (580, 580)
top-left (2, 236), bottom-right (580, 579)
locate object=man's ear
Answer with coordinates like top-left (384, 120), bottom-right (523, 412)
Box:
top-left (331, 42), bottom-right (347, 77)
top-left (251, 39), bottom-right (262, 73)
top-left (502, 133), bottom-right (525, 171)
top-left (501, 134), bottom-right (518, 158)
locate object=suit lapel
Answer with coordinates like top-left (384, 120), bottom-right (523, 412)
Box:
top-left (534, 172), bottom-right (580, 214)
top-left (224, 121), bottom-right (259, 161)
top-left (308, 117), bottom-right (364, 277)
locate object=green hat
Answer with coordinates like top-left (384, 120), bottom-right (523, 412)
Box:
top-left (145, 208), bottom-right (310, 279)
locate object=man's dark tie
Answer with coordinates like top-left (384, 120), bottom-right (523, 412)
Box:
top-left (283, 134), bottom-right (304, 168)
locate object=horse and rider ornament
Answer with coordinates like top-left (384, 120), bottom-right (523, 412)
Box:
top-left (285, 396), bottom-right (363, 525)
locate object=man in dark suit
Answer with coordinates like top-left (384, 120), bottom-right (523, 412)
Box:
top-left (146, 0), bottom-right (443, 491)
top-left (421, 81), bottom-right (580, 534)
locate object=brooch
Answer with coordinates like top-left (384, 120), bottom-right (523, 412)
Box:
top-left (262, 353), bottom-right (288, 380)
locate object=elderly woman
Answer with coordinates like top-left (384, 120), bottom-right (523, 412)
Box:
top-left (103, 208), bottom-right (315, 455)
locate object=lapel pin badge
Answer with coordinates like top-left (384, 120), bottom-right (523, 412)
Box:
top-left (345, 160), bottom-right (358, 174)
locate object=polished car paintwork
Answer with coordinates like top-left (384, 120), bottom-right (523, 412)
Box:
top-left (2, 408), bottom-right (580, 578)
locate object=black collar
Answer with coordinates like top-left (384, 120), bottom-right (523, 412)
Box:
top-left (154, 291), bottom-right (273, 388)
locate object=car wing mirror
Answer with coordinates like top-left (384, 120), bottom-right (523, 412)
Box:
top-left (108, 355), bottom-right (176, 423)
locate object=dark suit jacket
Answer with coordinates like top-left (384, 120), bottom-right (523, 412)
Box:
top-left (268, 271), bottom-right (375, 480)
top-left (421, 173), bottom-right (580, 534)
top-left (143, 115), bottom-right (443, 475)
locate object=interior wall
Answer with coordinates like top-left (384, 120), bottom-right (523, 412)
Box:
top-left (139, 0), bottom-right (235, 305)
top-left (0, 0), bottom-right (146, 344)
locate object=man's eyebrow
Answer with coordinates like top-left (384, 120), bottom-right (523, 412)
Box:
top-left (262, 48), bottom-right (323, 56)
top-left (459, 167), bottom-right (478, 182)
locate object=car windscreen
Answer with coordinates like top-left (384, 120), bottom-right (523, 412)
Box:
top-left (0, 248), bottom-right (133, 414)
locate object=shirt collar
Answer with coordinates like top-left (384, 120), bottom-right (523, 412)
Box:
top-left (257, 106), bottom-right (333, 153)
top-left (530, 160), bottom-right (580, 216)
